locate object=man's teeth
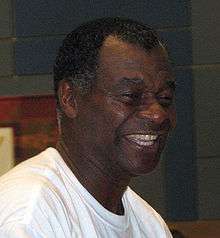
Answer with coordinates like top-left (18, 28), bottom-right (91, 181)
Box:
top-left (126, 134), bottom-right (158, 146)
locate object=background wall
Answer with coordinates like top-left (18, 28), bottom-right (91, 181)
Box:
top-left (0, 0), bottom-right (219, 221)
top-left (191, 0), bottom-right (220, 219)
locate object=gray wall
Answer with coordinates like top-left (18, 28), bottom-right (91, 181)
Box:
top-left (0, 0), bottom-right (219, 220)
top-left (192, 0), bottom-right (220, 219)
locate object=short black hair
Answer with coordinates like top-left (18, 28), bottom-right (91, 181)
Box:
top-left (54, 17), bottom-right (162, 100)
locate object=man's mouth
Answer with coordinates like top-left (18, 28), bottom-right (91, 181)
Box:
top-left (125, 134), bottom-right (158, 147)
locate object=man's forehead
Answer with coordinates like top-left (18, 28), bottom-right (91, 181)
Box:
top-left (101, 36), bottom-right (167, 62)
top-left (94, 35), bottom-right (174, 93)
top-left (102, 35), bottom-right (130, 49)
top-left (99, 37), bottom-right (171, 75)
top-left (100, 35), bottom-right (145, 60)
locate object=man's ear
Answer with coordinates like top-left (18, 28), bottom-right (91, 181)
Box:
top-left (58, 79), bottom-right (78, 118)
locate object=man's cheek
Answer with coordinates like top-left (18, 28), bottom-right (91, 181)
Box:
top-left (106, 97), bottom-right (129, 116)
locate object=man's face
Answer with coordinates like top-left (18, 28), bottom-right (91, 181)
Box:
top-left (75, 36), bottom-right (176, 176)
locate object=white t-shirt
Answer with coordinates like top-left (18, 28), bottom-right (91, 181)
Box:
top-left (0, 148), bottom-right (172, 238)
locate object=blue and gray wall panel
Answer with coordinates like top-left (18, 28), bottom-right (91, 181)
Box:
top-left (0, 0), bottom-right (219, 220)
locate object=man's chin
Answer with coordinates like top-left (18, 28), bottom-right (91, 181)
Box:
top-left (117, 138), bottom-right (163, 176)
top-left (128, 157), bottom-right (160, 176)
top-left (115, 150), bottom-right (161, 177)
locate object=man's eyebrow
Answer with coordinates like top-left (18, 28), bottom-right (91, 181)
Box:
top-left (108, 77), bottom-right (144, 93)
top-left (116, 77), bottom-right (144, 86)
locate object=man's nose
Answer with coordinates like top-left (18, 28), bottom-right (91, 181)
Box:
top-left (137, 103), bottom-right (168, 125)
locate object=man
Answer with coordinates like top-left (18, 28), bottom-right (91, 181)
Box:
top-left (0, 17), bottom-right (176, 237)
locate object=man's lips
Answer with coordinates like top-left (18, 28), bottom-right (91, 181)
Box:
top-left (125, 134), bottom-right (158, 147)
top-left (121, 131), bottom-right (168, 151)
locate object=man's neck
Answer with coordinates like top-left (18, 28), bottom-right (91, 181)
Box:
top-left (56, 138), bottom-right (131, 215)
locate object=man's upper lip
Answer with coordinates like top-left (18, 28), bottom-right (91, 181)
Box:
top-left (123, 131), bottom-right (169, 137)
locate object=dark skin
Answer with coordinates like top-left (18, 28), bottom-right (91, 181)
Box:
top-left (57, 36), bottom-right (176, 215)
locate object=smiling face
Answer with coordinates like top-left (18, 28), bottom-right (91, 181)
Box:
top-left (73, 36), bottom-right (176, 176)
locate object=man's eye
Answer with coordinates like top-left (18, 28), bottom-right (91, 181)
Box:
top-left (157, 96), bottom-right (173, 107)
top-left (121, 92), bottom-right (142, 104)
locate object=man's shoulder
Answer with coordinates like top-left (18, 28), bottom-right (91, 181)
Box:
top-left (0, 147), bottom-right (61, 192)
top-left (1, 147), bottom-right (60, 179)
top-left (125, 187), bottom-right (165, 220)
top-left (125, 187), bottom-right (172, 237)
top-left (0, 148), bottom-right (66, 227)
top-left (125, 187), bottom-right (158, 214)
